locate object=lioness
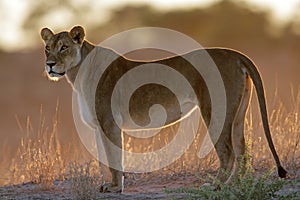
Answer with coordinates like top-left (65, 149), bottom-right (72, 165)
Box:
top-left (40, 26), bottom-right (287, 193)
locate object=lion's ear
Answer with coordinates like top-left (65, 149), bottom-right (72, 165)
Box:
top-left (41, 27), bottom-right (54, 43)
top-left (69, 26), bottom-right (85, 44)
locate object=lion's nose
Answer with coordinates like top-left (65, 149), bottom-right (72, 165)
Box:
top-left (46, 61), bottom-right (56, 68)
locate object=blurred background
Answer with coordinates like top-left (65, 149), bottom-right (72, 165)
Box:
top-left (1, 0), bottom-right (300, 185)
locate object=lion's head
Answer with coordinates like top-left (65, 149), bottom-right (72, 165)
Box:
top-left (40, 26), bottom-right (85, 81)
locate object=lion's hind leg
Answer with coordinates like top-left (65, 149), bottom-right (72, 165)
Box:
top-left (200, 98), bottom-right (235, 183)
top-left (213, 123), bottom-right (235, 182)
top-left (227, 75), bottom-right (253, 183)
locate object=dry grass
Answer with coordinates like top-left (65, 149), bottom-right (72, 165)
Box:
top-left (69, 160), bottom-right (103, 200)
top-left (247, 86), bottom-right (300, 176)
top-left (10, 104), bottom-right (66, 189)
top-left (0, 139), bottom-right (12, 186)
top-left (7, 86), bottom-right (300, 193)
top-left (124, 86), bottom-right (300, 183)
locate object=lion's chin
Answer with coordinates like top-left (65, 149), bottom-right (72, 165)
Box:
top-left (43, 71), bottom-right (64, 82)
top-left (48, 76), bottom-right (61, 82)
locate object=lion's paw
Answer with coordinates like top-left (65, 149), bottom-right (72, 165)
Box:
top-left (100, 182), bottom-right (122, 193)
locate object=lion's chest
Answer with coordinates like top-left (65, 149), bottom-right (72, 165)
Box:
top-left (77, 93), bottom-right (97, 128)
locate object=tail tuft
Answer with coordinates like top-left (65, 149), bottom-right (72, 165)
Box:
top-left (278, 165), bottom-right (287, 178)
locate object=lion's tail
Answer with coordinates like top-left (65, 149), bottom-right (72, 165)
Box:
top-left (241, 55), bottom-right (287, 178)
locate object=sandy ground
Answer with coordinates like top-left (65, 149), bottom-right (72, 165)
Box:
top-left (0, 172), bottom-right (299, 200)
top-left (0, 173), bottom-right (199, 200)
top-left (0, 185), bottom-right (187, 200)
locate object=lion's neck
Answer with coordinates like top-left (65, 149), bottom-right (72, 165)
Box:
top-left (66, 40), bottom-right (95, 85)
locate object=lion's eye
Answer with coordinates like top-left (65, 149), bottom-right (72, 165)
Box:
top-left (60, 45), bottom-right (68, 52)
top-left (45, 46), bottom-right (50, 51)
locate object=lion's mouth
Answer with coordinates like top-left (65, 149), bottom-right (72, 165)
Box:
top-left (48, 69), bottom-right (65, 76)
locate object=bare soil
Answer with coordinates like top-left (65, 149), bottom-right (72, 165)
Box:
top-left (1, 172), bottom-right (299, 200)
top-left (0, 173), bottom-right (197, 200)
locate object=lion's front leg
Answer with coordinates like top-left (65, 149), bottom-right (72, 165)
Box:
top-left (100, 165), bottom-right (124, 193)
top-left (100, 169), bottom-right (123, 193)
top-left (96, 123), bottom-right (124, 193)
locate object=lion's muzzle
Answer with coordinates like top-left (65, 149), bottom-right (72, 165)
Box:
top-left (46, 61), bottom-right (65, 78)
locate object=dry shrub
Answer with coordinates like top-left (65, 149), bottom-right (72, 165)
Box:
top-left (69, 160), bottom-right (103, 200)
top-left (10, 104), bottom-right (66, 188)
